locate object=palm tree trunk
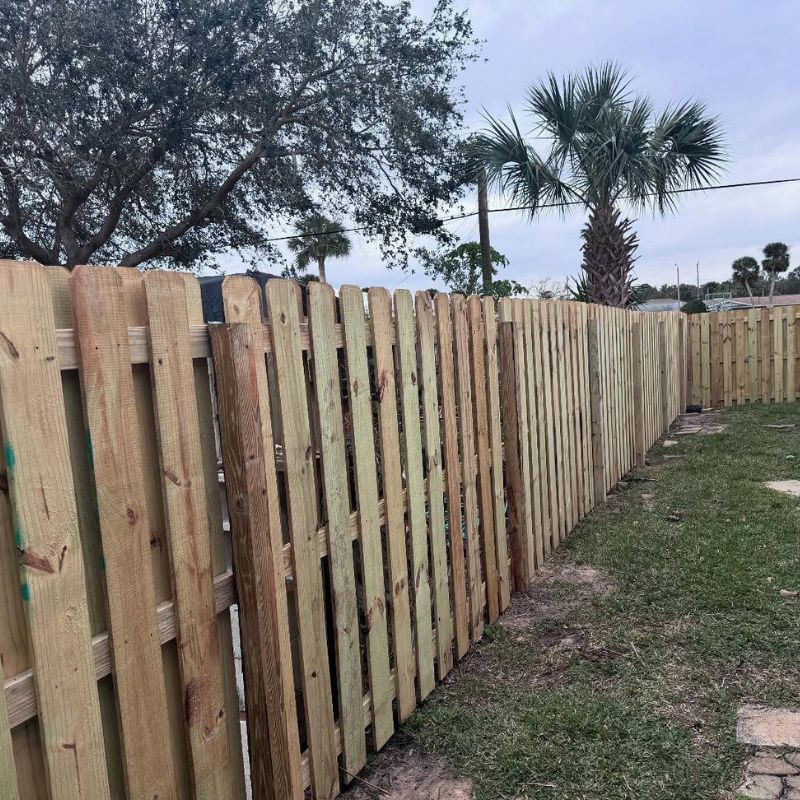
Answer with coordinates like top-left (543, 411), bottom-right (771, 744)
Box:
top-left (769, 273), bottom-right (776, 307)
top-left (317, 255), bottom-right (327, 284)
top-left (581, 206), bottom-right (639, 307)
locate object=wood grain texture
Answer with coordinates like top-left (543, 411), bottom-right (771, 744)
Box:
top-left (307, 283), bottom-right (367, 776)
top-left (433, 294), bottom-right (469, 660)
top-left (367, 288), bottom-right (416, 720)
top-left (394, 290), bottom-right (436, 700)
top-left (210, 320), bottom-right (303, 800)
top-left (0, 659), bottom-right (19, 800)
top-left (182, 275), bottom-right (246, 799)
top-left (468, 297), bottom-right (499, 620)
top-left (72, 266), bottom-right (177, 800)
top-left (415, 291), bottom-right (454, 677)
top-left (339, 285), bottom-right (393, 748)
top-left (265, 280), bottom-right (339, 800)
top-left (144, 271), bottom-right (234, 798)
top-left (0, 260), bottom-right (110, 800)
top-left (452, 295), bottom-right (484, 639)
top-left (482, 297), bottom-right (510, 611)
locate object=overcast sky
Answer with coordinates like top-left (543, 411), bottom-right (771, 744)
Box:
top-left (215, 0), bottom-right (800, 294)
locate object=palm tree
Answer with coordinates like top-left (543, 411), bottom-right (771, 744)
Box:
top-left (731, 256), bottom-right (760, 301)
top-left (471, 63), bottom-right (725, 307)
top-left (286, 213), bottom-right (351, 284)
top-left (762, 242), bottom-right (790, 306)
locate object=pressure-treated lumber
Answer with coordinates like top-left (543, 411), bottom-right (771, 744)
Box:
top-left (483, 296), bottom-right (511, 611)
top-left (210, 320), bottom-right (303, 800)
top-left (367, 287), bottom-right (416, 720)
top-left (468, 296), bottom-right (500, 621)
top-left (339, 285), bottom-right (394, 748)
top-left (71, 266), bottom-right (178, 800)
top-left (0, 261), bottom-right (110, 800)
top-left (308, 282), bottom-right (367, 777)
top-left (434, 293), bottom-right (470, 659)
top-left (265, 280), bottom-right (339, 800)
top-left (415, 291), bottom-right (454, 678)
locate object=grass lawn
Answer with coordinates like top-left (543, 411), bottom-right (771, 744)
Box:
top-left (403, 404), bottom-right (800, 799)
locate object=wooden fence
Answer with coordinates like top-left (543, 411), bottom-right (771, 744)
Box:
top-left (0, 261), bottom-right (684, 800)
top-left (686, 306), bottom-right (800, 408)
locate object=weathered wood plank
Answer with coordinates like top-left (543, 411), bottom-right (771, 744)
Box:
top-left (433, 294), bottom-right (469, 660)
top-left (0, 261), bottom-right (110, 799)
top-left (468, 297), bottom-right (500, 620)
top-left (210, 319), bottom-right (303, 800)
top-left (307, 283), bottom-right (367, 777)
top-left (71, 266), bottom-right (178, 800)
top-left (394, 290), bottom-right (436, 699)
top-left (367, 288), bottom-right (416, 719)
top-left (144, 272), bottom-right (236, 799)
top-left (453, 295), bottom-right (484, 636)
top-left (339, 285), bottom-right (393, 748)
top-left (0, 660), bottom-right (19, 800)
top-left (265, 280), bottom-right (339, 800)
top-left (415, 291), bottom-right (454, 678)
top-left (483, 297), bottom-right (511, 610)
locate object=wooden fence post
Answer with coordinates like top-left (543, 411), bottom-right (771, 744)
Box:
top-left (209, 322), bottom-right (304, 800)
top-left (498, 320), bottom-right (530, 591)
top-left (632, 321), bottom-right (645, 467)
top-left (587, 318), bottom-right (607, 503)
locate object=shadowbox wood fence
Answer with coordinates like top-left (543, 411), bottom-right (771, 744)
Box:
top-left (0, 260), bottom-right (684, 800)
top-left (687, 306), bottom-right (800, 408)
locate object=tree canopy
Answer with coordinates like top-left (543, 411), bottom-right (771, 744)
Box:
top-left (472, 63), bottom-right (725, 306)
top-left (424, 241), bottom-right (526, 299)
top-left (0, 0), bottom-right (476, 269)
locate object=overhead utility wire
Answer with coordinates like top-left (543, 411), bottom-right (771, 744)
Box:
top-left (263, 176), bottom-right (800, 243)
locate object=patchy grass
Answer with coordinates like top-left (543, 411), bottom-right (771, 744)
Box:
top-left (401, 405), bottom-right (800, 799)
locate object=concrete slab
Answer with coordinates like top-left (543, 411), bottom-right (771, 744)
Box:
top-left (738, 706), bottom-right (800, 749)
top-left (764, 480), bottom-right (800, 498)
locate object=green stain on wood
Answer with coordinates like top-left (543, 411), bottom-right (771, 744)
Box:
top-left (14, 526), bottom-right (23, 550)
top-left (3, 442), bottom-right (14, 469)
top-left (20, 583), bottom-right (30, 602)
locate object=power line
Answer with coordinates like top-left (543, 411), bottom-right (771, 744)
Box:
top-left (265, 176), bottom-right (800, 243)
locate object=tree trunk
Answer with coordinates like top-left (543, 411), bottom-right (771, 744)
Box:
top-left (581, 205), bottom-right (638, 307)
top-left (317, 255), bottom-right (327, 284)
top-left (769, 273), bottom-right (776, 307)
top-left (477, 169), bottom-right (493, 295)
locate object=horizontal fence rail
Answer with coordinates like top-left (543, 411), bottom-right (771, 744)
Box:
top-left (687, 306), bottom-right (800, 408)
top-left (0, 260), bottom-right (684, 800)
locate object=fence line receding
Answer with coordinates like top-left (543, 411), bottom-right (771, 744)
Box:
top-left (0, 261), bottom-right (683, 800)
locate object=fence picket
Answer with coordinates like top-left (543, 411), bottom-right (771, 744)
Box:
top-left (367, 288), bottom-right (416, 720)
top-left (433, 294), bottom-right (470, 660)
top-left (452, 295), bottom-right (484, 637)
top-left (72, 266), bottom-right (178, 800)
top-left (339, 285), bottom-right (394, 747)
top-left (416, 291), bottom-right (455, 676)
top-left (395, 289), bottom-right (436, 700)
top-left (482, 297), bottom-right (511, 610)
top-left (308, 282), bottom-right (367, 778)
top-left (468, 297), bottom-right (500, 619)
top-left (266, 279), bottom-right (339, 800)
top-left (0, 261), bottom-right (110, 800)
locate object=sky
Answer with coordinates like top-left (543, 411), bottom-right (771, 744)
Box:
top-left (214, 0), bottom-right (800, 295)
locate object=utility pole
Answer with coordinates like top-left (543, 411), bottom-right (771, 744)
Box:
top-left (676, 265), bottom-right (681, 304)
top-left (477, 168), bottom-right (493, 295)
top-left (696, 262), bottom-right (700, 299)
